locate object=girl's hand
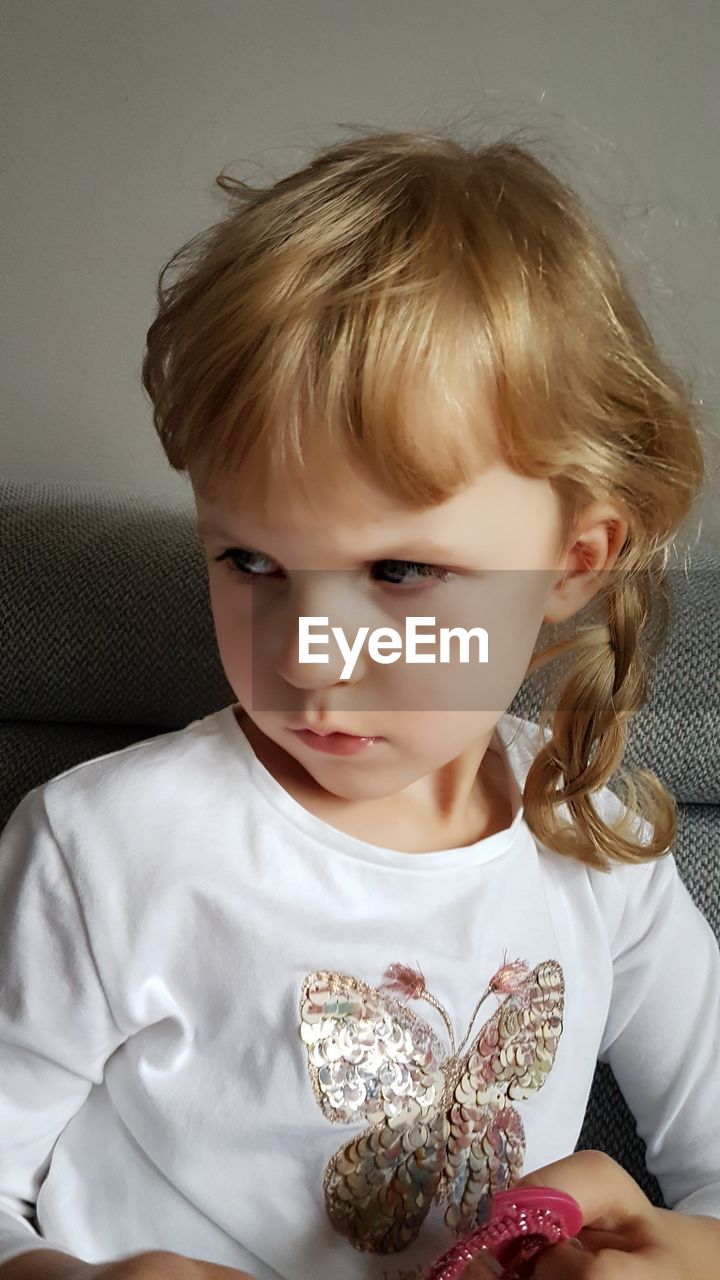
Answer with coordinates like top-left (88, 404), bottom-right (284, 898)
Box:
top-left (81, 1254), bottom-right (254, 1279)
top-left (462, 1149), bottom-right (720, 1278)
top-left (0, 1249), bottom-right (255, 1280)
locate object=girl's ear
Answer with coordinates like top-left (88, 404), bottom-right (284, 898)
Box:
top-left (543, 504), bottom-right (629, 624)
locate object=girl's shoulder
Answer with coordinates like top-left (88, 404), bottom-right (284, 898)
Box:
top-left (27, 705), bottom-right (234, 836)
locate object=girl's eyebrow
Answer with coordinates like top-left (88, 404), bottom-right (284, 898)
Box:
top-left (198, 521), bottom-right (470, 563)
top-left (197, 519), bottom-right (242, 538)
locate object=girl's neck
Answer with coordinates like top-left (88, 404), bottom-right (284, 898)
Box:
top-left (234, 707), bottom-right (513, 854)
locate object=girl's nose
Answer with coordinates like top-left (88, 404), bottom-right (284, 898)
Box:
top-left (270, 574), bottom-right (372, 689)
top-left (275, 625), bottom-right (363, 690)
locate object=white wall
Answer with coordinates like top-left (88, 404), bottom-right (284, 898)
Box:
top-left (2, 0), bottom-right (718, 535)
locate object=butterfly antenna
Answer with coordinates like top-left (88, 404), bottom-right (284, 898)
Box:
top-left (418, 987), bottom-right (456, 1054)
top-left (456, 983), bottom-right (495, 1058)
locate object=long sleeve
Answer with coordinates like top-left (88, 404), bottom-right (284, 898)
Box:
top-left (596, 845), bottom-right (720, 1217)
top-left (0, 787), bottom-right (128, 1267)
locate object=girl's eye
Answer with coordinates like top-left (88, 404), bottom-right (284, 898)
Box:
top-left (371, 559), bottom-right (455, 587)
top-left (214, 550), bottom-right (455, 588)
top-left (214, 549), bottom-right (279, 578)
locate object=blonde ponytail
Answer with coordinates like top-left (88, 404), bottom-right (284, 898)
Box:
top-left (524, 563), bottom-right (676, 870)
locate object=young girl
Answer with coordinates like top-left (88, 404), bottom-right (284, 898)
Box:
top-left (1, 128), bottom-right (719, 1280)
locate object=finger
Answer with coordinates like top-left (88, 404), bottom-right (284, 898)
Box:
top-left (516, 1150), bottom-right (652, 1229)
top-left (534, 1232), bottom-right (661, 1280)
top-left (576, 1214), bottom-right (656, 1255)
top-left (460, 1259), bottom-right (504, 1279)
top-left (532, 1238), bottom-right (592, 1277)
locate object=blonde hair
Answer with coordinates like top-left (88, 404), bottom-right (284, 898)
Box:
top-left (141, 125), bottom-right (706, 873)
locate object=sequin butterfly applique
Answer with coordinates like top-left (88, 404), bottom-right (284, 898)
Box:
top-left (299, 956), bottom-right (564, 1255)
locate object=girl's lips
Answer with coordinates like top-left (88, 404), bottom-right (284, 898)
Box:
top-left (290, 728), bottom-right (384, 756)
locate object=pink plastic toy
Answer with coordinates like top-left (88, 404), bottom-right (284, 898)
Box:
top-left (422, 1186), bottom-right (584, 1279)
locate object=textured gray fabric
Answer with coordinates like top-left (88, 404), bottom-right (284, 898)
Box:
top-left (0, 476), bottom-right (233, 727)
top-left (1, 474), bottom-right (719, 1211)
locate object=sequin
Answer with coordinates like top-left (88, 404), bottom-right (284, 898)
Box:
top-left (299, 959), bottom-right (565, 1255)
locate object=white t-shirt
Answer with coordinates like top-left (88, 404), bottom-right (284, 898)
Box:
top-left (1, 704), bottom-right (719, 1280)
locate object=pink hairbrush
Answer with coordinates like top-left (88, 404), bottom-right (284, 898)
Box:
top-left (422, 1186), bottom-right (584, 1279)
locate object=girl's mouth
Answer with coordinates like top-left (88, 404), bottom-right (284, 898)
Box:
top-left (289, 728), bottom-right (384, 756)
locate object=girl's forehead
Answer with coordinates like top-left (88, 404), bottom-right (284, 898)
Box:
top-left (198, 457), bottom-right (428, 532)
top-left (193, 360), bottom-right (505, 533)
top-left (198, 455), bottom-right (512, 545)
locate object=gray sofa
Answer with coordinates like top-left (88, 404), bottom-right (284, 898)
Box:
top-left (1, 473), bottom-right (719, 1212)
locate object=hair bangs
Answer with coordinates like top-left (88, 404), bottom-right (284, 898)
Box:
top-left (185, 261), bottom-right (499, 512)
